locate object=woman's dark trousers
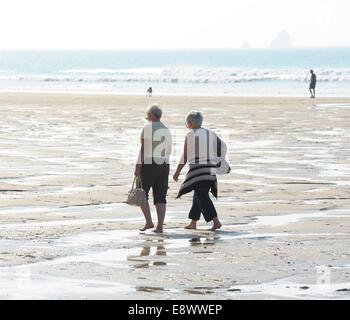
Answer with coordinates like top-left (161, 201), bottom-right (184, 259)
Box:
top-left (188, 181), bottom-right (218, 222)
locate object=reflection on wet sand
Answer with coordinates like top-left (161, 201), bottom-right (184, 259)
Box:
top-left (129, 240), bottom-right (167, 268)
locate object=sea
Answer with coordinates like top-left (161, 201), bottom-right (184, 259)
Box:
top-left (0, 48), bottom-right (349, 96)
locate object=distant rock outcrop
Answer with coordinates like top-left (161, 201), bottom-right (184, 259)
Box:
top-left (270, 31), bottom-right (292, 49)
top-left (241, 42), bottom-right (251, 49)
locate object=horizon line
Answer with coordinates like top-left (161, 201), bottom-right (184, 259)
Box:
top-left (0, 46), bottom-right (349, 51)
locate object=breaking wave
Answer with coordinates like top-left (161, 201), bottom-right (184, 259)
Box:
top-left (1, 68), bottom-right (350, 84)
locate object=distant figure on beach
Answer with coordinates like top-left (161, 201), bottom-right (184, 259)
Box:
top-left (173, 111), bottom-right (228, 231)
top-left (135, 104), bottom-right (172, 233)
top-left (309, 70), bottom-right (317, 98)
top-left (147, 87), bottom-right (152, 97)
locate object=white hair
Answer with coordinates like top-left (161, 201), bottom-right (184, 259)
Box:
top-left (146, 103), bottom-right (162, 119)
top-left (186, 111), bottom-right (203, 127)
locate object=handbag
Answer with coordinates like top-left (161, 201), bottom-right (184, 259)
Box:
top-left (214, 131), bottom-right (231, 175)
top-left (216, 158), bottom-right (231, 175)
top-left (126, 176), bottom-right (147, 207)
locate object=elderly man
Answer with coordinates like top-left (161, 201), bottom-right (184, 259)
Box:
top-left (135, 104), bottom-right (172, 233)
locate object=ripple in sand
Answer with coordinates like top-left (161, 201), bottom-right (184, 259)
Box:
top-left (225, 278), bottom-right (350, 299)
top-left (252, 209), bottom-right (350, 227)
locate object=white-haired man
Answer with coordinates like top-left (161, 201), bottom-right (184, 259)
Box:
top-left (135, 104), bottom-right (172, 233)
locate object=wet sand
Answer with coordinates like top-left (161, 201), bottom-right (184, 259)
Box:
top-left (0, 92), bottom-right (350, 299)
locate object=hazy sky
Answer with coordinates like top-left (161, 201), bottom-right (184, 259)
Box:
top-left (0, 0), bottom-right (349, 49)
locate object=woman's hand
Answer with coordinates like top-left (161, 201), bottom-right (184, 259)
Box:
top-left (173, 170), bottom-right (180, 182)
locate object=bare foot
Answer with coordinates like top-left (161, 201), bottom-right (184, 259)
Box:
top-left (139, 223), bottom-right (154, 232)
top-left (152, 228), bottom-right (163, 234)
top-left (184, 224), bottom-right (197, 230)
top-left (210, 222), bottom-right (222, 231)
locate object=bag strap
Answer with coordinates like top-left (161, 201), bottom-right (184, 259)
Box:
top-left (217, 136), bottom-right (222, 158)
top-left (206, 129), bottom-right (209, 161)
top-left (131, 176), bottom-right (137, 190)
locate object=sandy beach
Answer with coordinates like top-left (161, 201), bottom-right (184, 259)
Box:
top-left (0, 92), bottom-right (349, 299)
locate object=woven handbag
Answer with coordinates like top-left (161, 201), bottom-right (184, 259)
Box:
top-left (126, 176), bottom-right (147, 207)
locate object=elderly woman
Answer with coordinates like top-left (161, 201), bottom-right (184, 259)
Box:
top-left (173, 111), bottom-right (226, 231)
top-left (135, 104), bottom-right (172, 233)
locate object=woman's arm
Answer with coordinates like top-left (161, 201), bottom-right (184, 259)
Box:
top-left (173, 137), bottom-right (188, 182)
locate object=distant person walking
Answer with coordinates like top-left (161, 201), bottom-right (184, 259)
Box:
top-left (309, 70), bottom-right (317, 98)
top-left (147, 87), bottom-right (153, 97)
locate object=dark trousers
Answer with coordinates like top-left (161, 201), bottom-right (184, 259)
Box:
top-left (141, 163), bottom-right (169, 204)
top-left (188, 182), bottom-right (218, 222)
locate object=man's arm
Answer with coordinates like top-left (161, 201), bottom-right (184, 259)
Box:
top-left (135, 136), bottom-right (144, 176)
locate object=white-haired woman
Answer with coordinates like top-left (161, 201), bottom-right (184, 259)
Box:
top-left (173, 111), bottom-right (227, 231)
